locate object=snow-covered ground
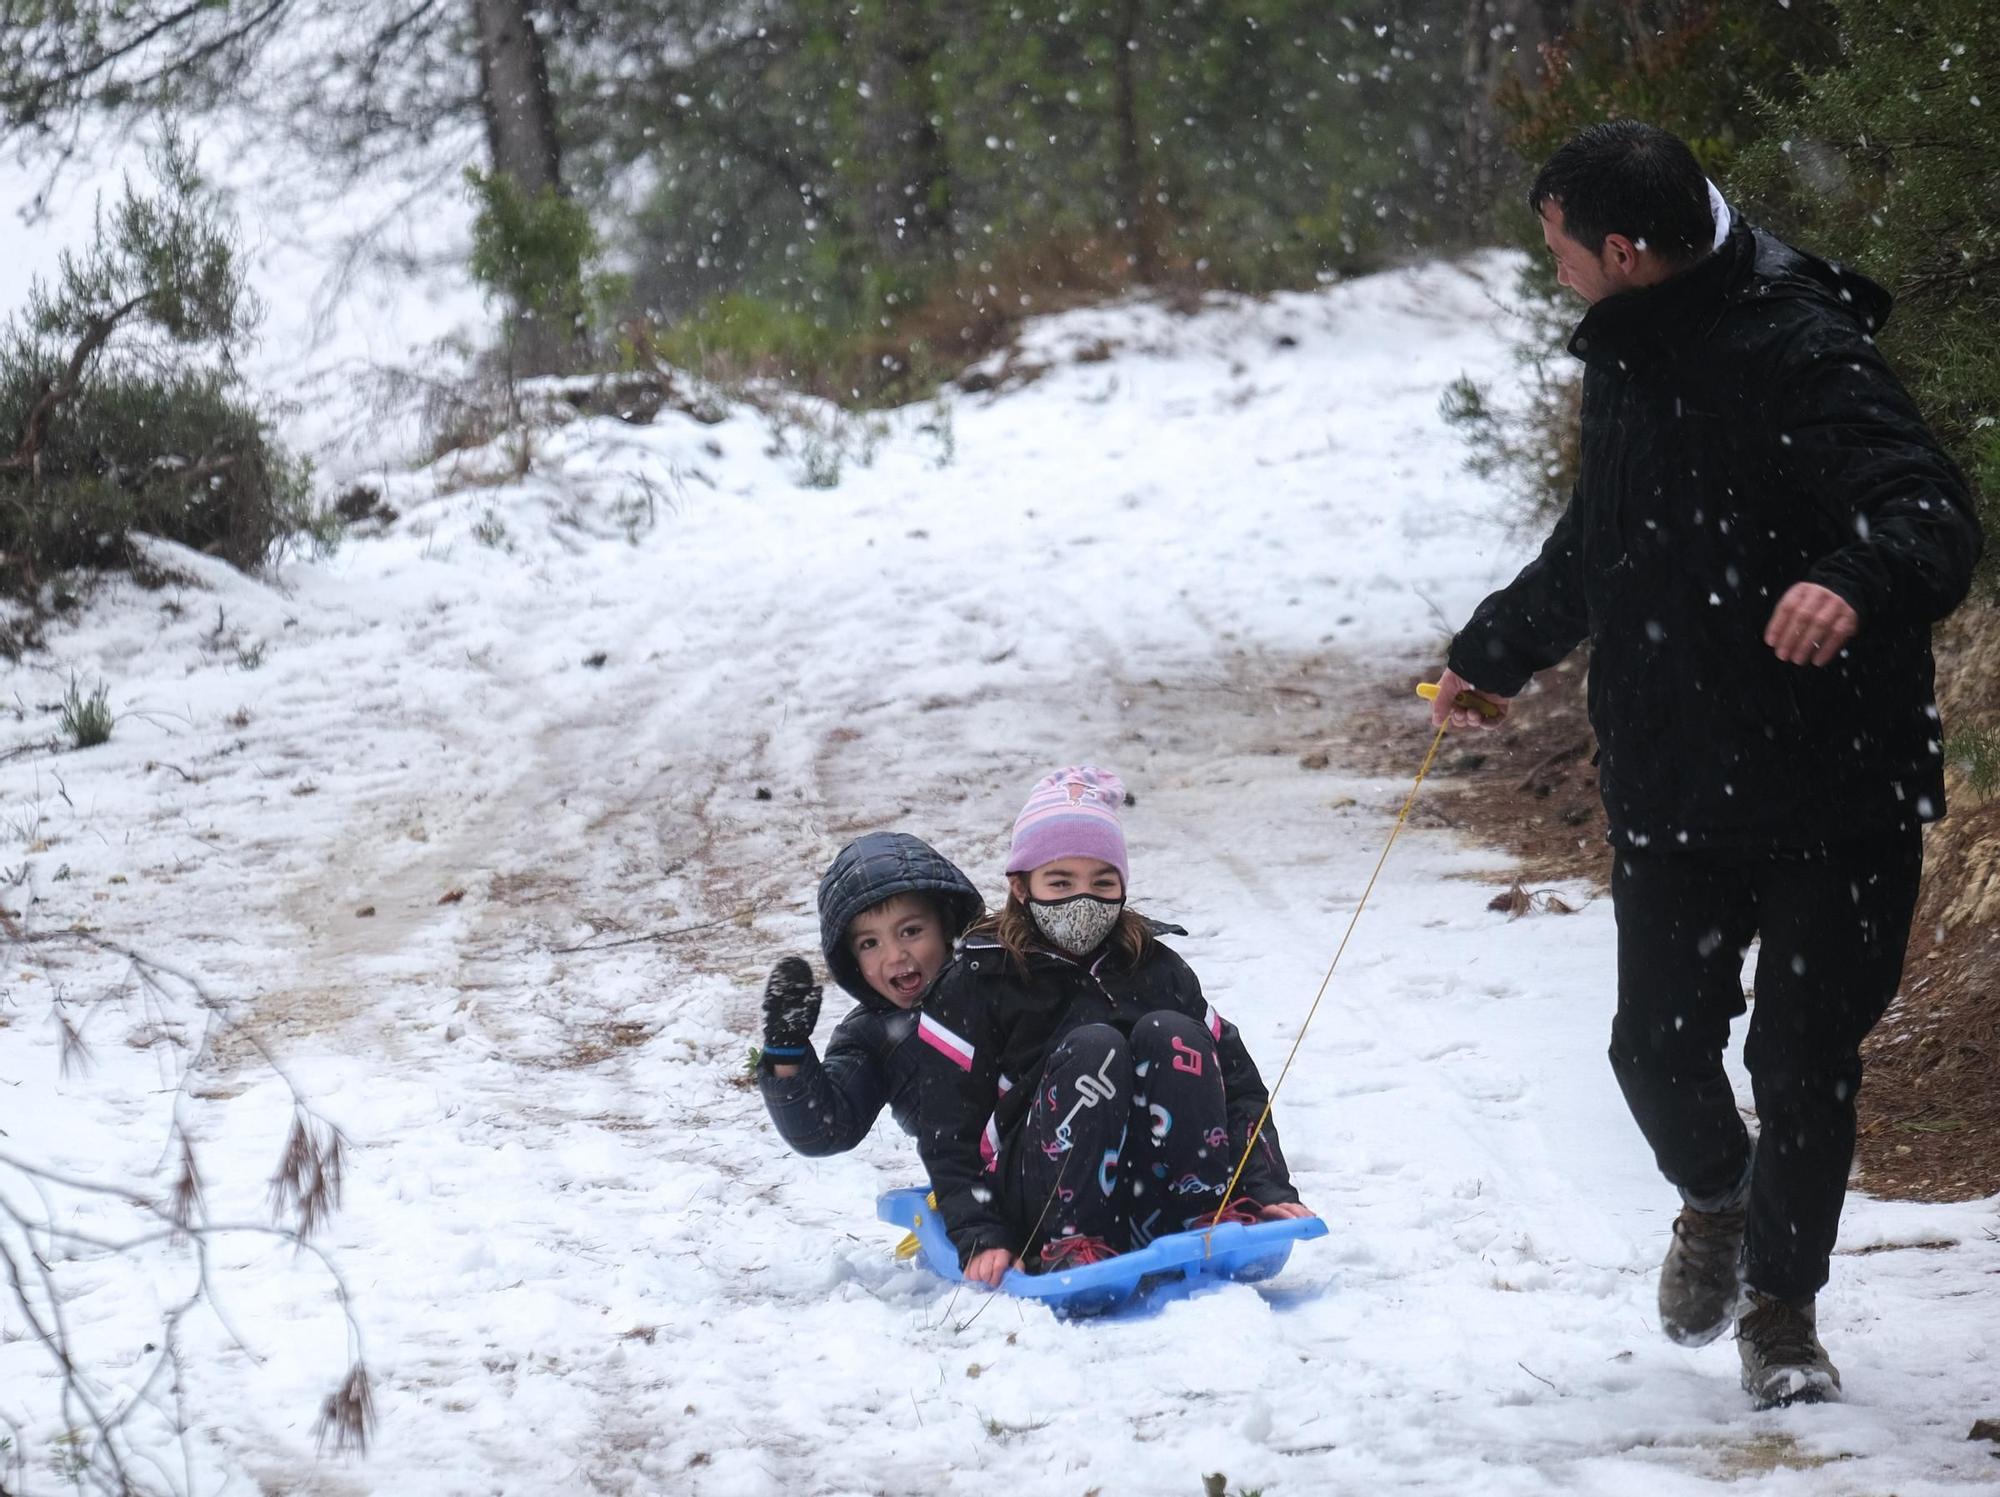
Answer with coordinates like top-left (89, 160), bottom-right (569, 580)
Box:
top-left (4, 257), bottom-right (1998, 1497)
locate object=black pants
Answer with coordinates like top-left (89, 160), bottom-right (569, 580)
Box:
top-left (1607, 829), bottom-right (1923, 1301)
top-left (1005, 1012), bottom-right (1233, 1253)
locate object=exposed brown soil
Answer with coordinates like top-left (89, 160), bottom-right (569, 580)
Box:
top-left (1868, 797), bottom-right (2000, 1200)
top-left (1341, 655), bottom-right (1609, 886)
top-left (1860, 609), bottom-right (2000, 1202)
top-left (1349, 636), bottom-right (2000, 1205)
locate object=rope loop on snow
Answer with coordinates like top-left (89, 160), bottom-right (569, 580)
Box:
top-left (1206, 715), bottom-right (1454, 1254)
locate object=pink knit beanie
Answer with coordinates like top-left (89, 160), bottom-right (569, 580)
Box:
top-left (1006, 765), bottom-right (1130, 885)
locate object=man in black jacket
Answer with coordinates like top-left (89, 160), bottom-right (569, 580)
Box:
top-left (1429, 121), bottom-right (1982, 1408)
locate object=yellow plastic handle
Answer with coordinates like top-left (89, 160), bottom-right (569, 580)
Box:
top-left (893, 1190), bottom-right (941, 1261)
top-left (1415, 681), bottom-right (1504, 719)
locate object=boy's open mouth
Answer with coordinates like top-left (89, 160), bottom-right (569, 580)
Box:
top-left (888, 970), bottom-right (924, 998)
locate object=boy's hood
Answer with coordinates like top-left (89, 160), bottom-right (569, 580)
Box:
top-left (817, 832), bottom-right (984, 1006)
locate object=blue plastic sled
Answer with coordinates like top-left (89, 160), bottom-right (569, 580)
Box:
top-left (877, 1186), bottom-right (1327, 1319)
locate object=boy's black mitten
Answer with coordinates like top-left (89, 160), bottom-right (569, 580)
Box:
top-left (760, 956), bottom-right (822, 1060)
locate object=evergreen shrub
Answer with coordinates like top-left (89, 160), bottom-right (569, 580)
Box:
top-left (465, 167), bottom-right (608, 373)
top-left (1735, 0), bottom-right (2000, 584)
top-left (0, 132), bottom-right (320, 594)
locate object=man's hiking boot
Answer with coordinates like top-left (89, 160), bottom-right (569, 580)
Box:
top-left (1737, 1291), bottom-right (1841, 1408)
top-left (1658, 1199), bottom-right (1747, 1346)
top-left (1036, 1235), bottom-right (1117, 1272)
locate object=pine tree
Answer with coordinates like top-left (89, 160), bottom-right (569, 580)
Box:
top-left (0, 131), bottom-right (315, 587)
top-left (1735, 0), bottom-right (2000, 550)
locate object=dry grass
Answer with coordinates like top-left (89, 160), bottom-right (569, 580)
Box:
top-left (1706, 1430), bottom-right (1855, 1477)
top-left (548, 1018), bottom-right (659, 1070)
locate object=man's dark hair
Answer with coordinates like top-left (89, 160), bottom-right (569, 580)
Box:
top-left (1528, 121), bottom-right (1713, 265)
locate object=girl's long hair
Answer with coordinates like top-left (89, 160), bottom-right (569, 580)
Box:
top-left (971, 887), bottom-right (1153, 973)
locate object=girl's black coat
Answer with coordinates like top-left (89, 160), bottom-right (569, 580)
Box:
top-left (917, 929), bottom-right (1297, 1264)
top-left (1448, 224), bottom-right (1982, 850)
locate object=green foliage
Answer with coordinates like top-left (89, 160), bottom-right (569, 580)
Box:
top-left (639, 284), bottom-right (968, 409)
top-left (1947, 723), bottom-right (2000, 799)
top-left (1733, 0), bottom-right (2000, 580)
top-left (589, 3), bottom-right (1508, 397)
top-left (1456, 2), bottom-right (1841, 521)
top-left (920, 397), bottom-right (954, 470)
top-left (37, 139), bottom-right (255, 349)
top-left (1440, 282), bottom-right (1583, 531)
top-left (465, 167), bottom-right (599, 326)
top-left (797, 430), bottom-right (842, 490)
top-left (647, 294), bottom-right (845, 388)
top-left (472, 507), bottom-right (510, 550)
top-left (1, 354), bottom-right (315, 568)
top-left (60, 675), bottom-right (112, 748)
top-left (0, 130), bottom-right (320, 589)
top-left (1502, 3), bottom-right (1838, 186)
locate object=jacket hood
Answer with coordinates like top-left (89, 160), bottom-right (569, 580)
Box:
top-left (1738, 227), bottom-right (1893, 335)
top-left (817, 832), bottom-right (984, 1005)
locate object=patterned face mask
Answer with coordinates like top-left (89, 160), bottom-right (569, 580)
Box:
top-left (1028, 893), bottom-right (1125, 956)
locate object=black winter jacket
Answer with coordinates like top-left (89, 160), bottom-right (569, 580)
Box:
top-left (1449, 224), bottom-right (1982, 850)
top-left (761, 1004), bottom-right (925, 1157)
top-left (916, 929), bottom-right (1298, 1264)
top-left (759, 832), bottom-right (984, 1157)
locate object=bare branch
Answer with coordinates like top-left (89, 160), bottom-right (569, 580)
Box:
top-left (0, 1223), bottom-right (138, 1495)
top-left (18, 2), bottom-right (222, 95)
top-left (0, 925), bottom-right (371, 1490)
top-left (0, 288), bottom-right (158, 474)
top-left (54, 1002), bottom-right (93, 1078)
top-left (120, 0), bottom-right (297, 99)
top-left (166, 1128), bottom-right (202, 1238)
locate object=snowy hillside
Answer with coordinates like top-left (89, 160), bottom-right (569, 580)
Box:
top-left (3, 260), bottom-right (1997, 1496)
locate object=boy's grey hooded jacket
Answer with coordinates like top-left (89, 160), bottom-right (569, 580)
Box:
top-left (759, 832), bottom-right (983, 1156)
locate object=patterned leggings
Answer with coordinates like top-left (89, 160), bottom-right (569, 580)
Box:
top-left (1005, 1011), bottom-right (1233, 1253)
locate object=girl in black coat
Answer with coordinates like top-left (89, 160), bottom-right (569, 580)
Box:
top-left (916, 766), bottom-right (1310, 1284)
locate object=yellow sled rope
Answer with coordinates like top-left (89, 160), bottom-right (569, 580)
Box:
top-left (1205, 683), bottom-right (1472, 1253)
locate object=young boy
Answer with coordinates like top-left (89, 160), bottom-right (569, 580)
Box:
top-left (759, 831), bottom-right (983, 1156)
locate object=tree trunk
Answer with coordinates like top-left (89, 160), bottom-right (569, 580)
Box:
top-left (859, 0), bottom-right (953, 265)
top-left (1110, 0), bottom-right (1154, 281)
top-left (1457, 0), bottom-right (1567, 235)
top-left (470, 0), bottom-right (573, 376)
